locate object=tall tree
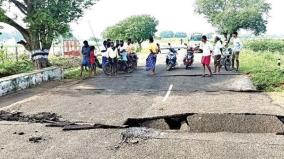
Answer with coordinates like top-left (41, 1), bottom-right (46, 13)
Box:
top-left (195, 0), bottom-right (271, 42)
top-left (0, 0), bottom-right (96, 68)
top-left (102, 15), bottom-right (159, 47)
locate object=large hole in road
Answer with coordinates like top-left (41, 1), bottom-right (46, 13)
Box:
top-left (124, 113), bottom-right (284, 134)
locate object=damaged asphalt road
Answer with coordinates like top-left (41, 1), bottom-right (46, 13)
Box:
top-left (1, 53), bottom-right (284, 159)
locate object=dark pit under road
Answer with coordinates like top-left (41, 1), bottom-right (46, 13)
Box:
top-left (124, 113), bottom-right (284, 134)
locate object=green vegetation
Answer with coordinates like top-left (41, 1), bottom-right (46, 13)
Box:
top-left (0, 60), bottom-right (34, 78)
top-left (244, 39), bottom-right (284, 52)
top-left (195, 0), bottom-right (271, 41)
top-left (0, 0), bottom-right (96, 69)
top-left (64, 68), bottom-right (87, 80)
top-left (160, 31), bottom-right (187, 38)
top-left (0, 0), bottom-right (96, 52)
top-left (174, 32), bottom-right (187, 38)
top-left (49, 56), bottom-right (81, 69)
top-left (102, 15), bottom-right (159, 46)
top-left (160, 31), bottom-right (175, 38)
top-left (240, 50), bottom-right (284, 91)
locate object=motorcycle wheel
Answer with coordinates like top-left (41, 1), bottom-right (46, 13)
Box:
top-left (224, 59), bottom-right (231, 71)
top-left (103, 63), bottom-right (112, 75)
top-left (127, 63), bottom-right (135, 73)
top-left (166, 64), bottom-right (172, 71)
top-left (186, 64), bottom-right (190, 70)
top-left (134, 61), bottom-right (138, 69)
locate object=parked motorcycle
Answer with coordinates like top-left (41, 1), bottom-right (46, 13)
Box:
top-left (221, 48), bottom-right (233, 71)
top-left (103, 58), bottom-right (135, 76)
top-left (166, 48), bottom-right (177, 71)
top-left (183, 47), bottom-right (194, 69)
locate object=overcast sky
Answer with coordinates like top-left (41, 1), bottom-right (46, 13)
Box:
top-left (1, 0), bottom-right (283, 41)
top-left (69, 0), bottom-right (284, 40)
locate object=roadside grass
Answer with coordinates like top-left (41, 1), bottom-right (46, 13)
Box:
top-left (0, 60), bottom-right (34, 78)
top-left (240, 50), bottom-right (284, 92)
top-left (64, 67), bottom-right (87, 79)
top-left (64, 67), bottom-right (102, 80)
top-left (49, 56), bottom-right (81, 69)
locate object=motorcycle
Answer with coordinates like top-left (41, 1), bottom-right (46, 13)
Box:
top-left (128, 53), bottom-right (138, 69)
top-left (166, 48), bottom-right (177, 71)
top-left (183, 47), bottom-right (194, 69)
top-left (221, 48), bottom-right (233, 71)
top-left (103, 57), bottom-right (135, 76)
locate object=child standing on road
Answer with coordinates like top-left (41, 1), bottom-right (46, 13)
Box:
top-left (89, 46), bottom-right (96, 76)
top-left (232, 32), bottom-right (242, 72)
top-left (200, 36), bottom-right (213, 77)
top-left (101, 40), bottom-right (108, 68)
top-left (213, 36), bottom-right (223, 73)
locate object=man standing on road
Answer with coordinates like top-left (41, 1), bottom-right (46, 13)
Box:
top-left (232, 32), bottom-right (242, 72)
top-left (200, 35), bottom-right (213, 77)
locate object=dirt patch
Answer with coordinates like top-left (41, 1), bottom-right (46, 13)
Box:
top-left (0, 111), bottom-right (61, 123)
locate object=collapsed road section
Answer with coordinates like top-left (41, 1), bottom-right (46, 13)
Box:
top-left (1, 111), bottom-right (284, 134)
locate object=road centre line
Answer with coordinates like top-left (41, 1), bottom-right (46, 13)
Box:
top-left (162, 84), bottom-right (173, 102)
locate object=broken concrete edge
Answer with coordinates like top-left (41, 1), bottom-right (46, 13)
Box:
top-left (0, 111), bottom-right (62, 123)
top-left (124, 113), bottom-right (284, 126)
top-left (1, 111), bottom-right (284, 134)
top-left (0, 67), bottom-right (63, 97)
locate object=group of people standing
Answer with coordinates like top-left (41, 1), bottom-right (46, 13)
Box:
top-left (81, 32), bottom-right (242, 78)
top-left (145, 32), bottom-right (242, 77)
top-left (100, 39), bottom-right (136, 68)
top-left (80, 39), bottom-right (136, 77)
top-left (200, 31), bottom-right (242, 77)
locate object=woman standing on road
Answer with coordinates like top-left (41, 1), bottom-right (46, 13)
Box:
top-left (146, 37), bottom-right (159, 75)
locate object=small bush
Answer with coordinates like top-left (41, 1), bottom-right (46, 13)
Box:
top-left (244, 39), bottom-right (284, 52)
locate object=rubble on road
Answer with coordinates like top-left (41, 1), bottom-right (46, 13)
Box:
top-left (0, 111), bottom-right (61, 123)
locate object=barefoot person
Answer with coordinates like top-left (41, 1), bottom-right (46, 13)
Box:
top-left (146, 37), bottom-right (159, 75)
top-left (213, 36), bottom-right (223, 73)
top-left (200, 35), bottom-right (213, 77)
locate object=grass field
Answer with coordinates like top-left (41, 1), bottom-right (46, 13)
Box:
top-left (240, 50), bottom-right (284, 91)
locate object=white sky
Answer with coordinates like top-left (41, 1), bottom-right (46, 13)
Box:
top-left (69, 0), bottom-right (284, 40)
top-left (1, 0), bottom-right (283, 40)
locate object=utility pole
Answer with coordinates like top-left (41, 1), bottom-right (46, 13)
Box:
top-left (278, 58), bottom-right (281, 69)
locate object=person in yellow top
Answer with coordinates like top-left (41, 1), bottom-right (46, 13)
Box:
top-left (146, 37), bottom-right (159, 75)
top-left (127, 39), bottom-right (136, 54)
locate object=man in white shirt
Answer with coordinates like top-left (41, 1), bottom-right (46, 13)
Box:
top-left (200, 35), bottom-right (213, 77)
top-left (232, 31), bottom-right (242, 71)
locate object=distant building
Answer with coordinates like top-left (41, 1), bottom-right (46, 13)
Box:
top-left (63, 39), bottom-right (81, 57)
